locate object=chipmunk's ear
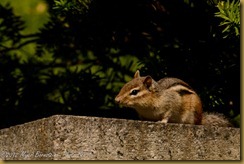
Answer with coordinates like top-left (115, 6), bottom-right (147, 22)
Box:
top-left (143, 76), bottom-right (153, 89)
top-left (134, 70), bottom-right (140, 78)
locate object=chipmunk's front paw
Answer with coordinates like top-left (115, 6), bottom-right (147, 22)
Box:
top-left (161, 118), bottom-right (169, 123)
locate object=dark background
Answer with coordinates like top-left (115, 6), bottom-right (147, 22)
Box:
top-left (0, 0), bottom-right (240, 128)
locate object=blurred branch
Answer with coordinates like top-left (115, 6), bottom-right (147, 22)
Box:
top-left (0, 38), bottom-right (39, 53)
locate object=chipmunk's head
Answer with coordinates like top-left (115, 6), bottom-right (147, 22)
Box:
top-left (115, 70), bottom-right (158, 109)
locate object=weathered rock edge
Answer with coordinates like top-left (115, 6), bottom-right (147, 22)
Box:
top-left (0, 115), bottom-right (240, 160)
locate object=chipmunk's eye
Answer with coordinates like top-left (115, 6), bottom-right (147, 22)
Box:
top-left (130, 89), bottom-right (139, 95)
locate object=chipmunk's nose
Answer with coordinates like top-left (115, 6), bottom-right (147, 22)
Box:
top-left (115, 96), bottom-right (120, 104)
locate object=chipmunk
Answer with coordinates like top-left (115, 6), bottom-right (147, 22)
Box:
top-left (115, 70), bottom-right (232, 127)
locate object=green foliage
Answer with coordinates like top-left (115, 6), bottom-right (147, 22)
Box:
top-left (0, 4), bottom-right (25, 52)
top-left (53, 0), bottom-right (90, 13)
top-left (215, 0), bottom-right (240, 38)
top-left (0, 0), bottom-right (240, 128)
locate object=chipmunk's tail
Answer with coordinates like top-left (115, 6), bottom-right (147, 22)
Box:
top-left (201, 112), bottom-right (233, 127)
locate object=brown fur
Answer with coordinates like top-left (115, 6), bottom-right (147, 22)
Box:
top-left (115, 70), bottom-right (202, 124)
top-left (115, 70), bottom-right (232, 127)
top-left (201, 112), bottom-right (233, 127)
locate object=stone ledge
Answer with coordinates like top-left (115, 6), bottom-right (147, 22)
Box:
top-left (0, 115), bottom-right (240, 160)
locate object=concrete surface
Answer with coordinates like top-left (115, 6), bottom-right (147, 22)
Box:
top-left (0, 115), bottom-right (240, 160)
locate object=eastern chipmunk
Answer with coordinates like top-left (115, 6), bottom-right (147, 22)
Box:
top-left (115, 70), bottom-right (232, 127)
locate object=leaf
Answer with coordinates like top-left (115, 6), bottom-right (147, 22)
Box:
top-left (217, 14), bottom-right (231, 21)
top-left (234, 26), bottom-right (239, 36)
top-left (219, 21), bottom-right (231, 26)
top-left (222, 25), bottom-right (231, 33)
